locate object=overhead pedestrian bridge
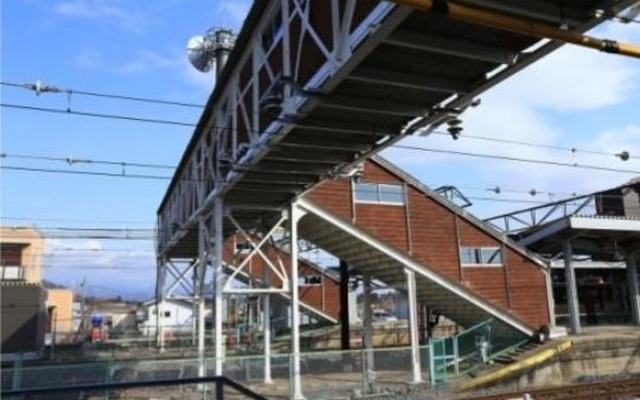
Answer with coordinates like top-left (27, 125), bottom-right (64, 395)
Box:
top-left (155, 0), bottom-right (635, 396)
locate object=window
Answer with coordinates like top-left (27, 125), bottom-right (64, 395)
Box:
top-left (298, 275), bottom-right (322, 286)
top-left (355, 182), bottom-right (405, 205)
top-left (0, 266), bottom-right (24, 280)
top-left (164, 311), bottom-right (171, 318)
top-left (234, 242), bottom-right (254, 254)
top-left (460, 247), bottom-right (503, 266)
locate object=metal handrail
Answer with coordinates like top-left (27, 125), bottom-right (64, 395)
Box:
top-left (1, 376), bottom-right (269, 400)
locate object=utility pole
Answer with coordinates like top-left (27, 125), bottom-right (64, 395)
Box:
top-left (75, 276), bottom-right (87, 342)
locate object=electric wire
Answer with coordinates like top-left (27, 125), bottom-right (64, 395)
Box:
top-left (0, 164), bottom-right (618, 210)
top-left (428, 130), bottom-right (639, 160)
top-left (2, 98), bottom-right (635, 161)
top-left (0, 103), bottom-right (196, 127)
top-left (0, 81), bottom-right (204, 108)
top-left (393, 144), bottom-right (640, 174)
top-left (0, 216), bottom-right (151, 225)
top-left (1, 152), bottom-right (175, 170)
top-left (1, 165), bottom-right (172, 180)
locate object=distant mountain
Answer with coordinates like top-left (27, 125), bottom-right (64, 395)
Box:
top-left (42, 279), bottom-right (70, 289)
top-left (41, 279), bottom-right (151, 301)
top-left (84, 282), bottom-right (153, 301)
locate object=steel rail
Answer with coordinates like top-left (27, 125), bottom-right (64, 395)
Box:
top-left (460, 376), bottom-right (640, 400)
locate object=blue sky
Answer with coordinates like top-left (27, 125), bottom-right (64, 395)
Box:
top-left (2, 1), bottom-right (639, 298)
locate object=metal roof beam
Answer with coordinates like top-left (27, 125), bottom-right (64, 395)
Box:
top-left (235, 165), bottom-right (325, 176)
top-left (460, 0), bottom-right (585, 27)
top-left (348, 67), bottom-right (470, 94)
top-left (294, 117), bottom-right (398, 136)
top-left (383, 30), bottom-right (518, 64)
top-left (264, 153), bottom-right (352, 164)
top-left (320, 95), bottom-right (429, 117)
top-left (276, 141), bottom-right (372, 153)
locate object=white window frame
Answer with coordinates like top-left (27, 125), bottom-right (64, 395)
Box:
top-left (354, 182), bottom-right (405, 206)
top-left (460, 246), bottom-right (504, 267)
top-left (0, 265), bottom-right (24, 280)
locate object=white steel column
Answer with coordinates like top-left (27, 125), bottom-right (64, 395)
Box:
top-left (405, 269), bottom-right (422, 384)
top-left (156, 259), bottom-right (166, 352)
top-left (563, 240), bottom-right (581, 335)
top-left (289, 203), bottom-right (304, 400)
top-left (197, 224), bottom-right (208, 379)
top-left (544, 265), bottom-right (556, 327)
top-left (214, 198), bottom-right (225, 376)
top-left (263, 269), bottom-right (273, 384)
top-left (627, 252), bottom-right (640, 325)
top-left (362, 271), bottom-right (375, 389)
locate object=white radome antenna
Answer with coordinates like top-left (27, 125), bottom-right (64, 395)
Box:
top-left (186, 28), bottom-right (236, 79)
top-left (187, 35), bottom-right (212, 72)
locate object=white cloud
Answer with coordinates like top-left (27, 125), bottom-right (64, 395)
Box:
top-left (75, 50), bottom-right (104, 69)
top-left (493, 46), bottom-right (639, 112)
top-left (55, 0), bottom-right (129, 19)
top-left (53, 0), bottom-right (148, 33)
top-left (117, 50), bottom-right (180, 74)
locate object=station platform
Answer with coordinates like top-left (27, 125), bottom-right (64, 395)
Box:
top-left (457, 325), bottom-right (640, 393)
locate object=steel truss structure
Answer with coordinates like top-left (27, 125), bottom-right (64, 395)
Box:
top-left (484, 193), bottom-right (598, 235)
top-left (155, 0), bottom-right (635, 398)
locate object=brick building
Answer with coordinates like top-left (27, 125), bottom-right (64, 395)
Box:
top-left (302, 156), bottom-right (551, 333)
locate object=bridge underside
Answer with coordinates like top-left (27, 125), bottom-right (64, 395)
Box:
top-left (160, 0), bottom-right (626, 258)
top-left (154, 0), bottom-right (635, 394)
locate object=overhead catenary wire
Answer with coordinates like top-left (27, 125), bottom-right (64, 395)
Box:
top-left (0, 103), bottom-right (196, 127)
top-left (1, 152), bottom-right (176, 170)
top-left (2, 95), bottom-right (636, 161)
top-left (0, 216), bottom-right (152, 225)
top-left (427, 130), bottom-right (639, 160)
top-left (392, 144), bottom-right (640, 175)
top-left (0, 81), bottom-right (204, 108)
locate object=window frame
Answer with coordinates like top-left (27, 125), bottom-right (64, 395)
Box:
top-left (0, 265), bottom-right (24, 280)
top-left (354, 182), bottom-right (405, 206)
top-left (459, 246), bottom-right (504, 267)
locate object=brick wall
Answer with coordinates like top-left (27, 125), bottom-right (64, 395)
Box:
top-left (224, 236), bottom-right (341, 319)
top-left (306, 159), bottom-right (550, 329)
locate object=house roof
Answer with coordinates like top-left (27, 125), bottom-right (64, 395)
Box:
top-left (141, 298), bottom-right (195, 308)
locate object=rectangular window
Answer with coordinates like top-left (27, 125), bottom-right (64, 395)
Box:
top-left (354, 182), bottom-right (405, 205)
top-left (234, 242), bottom-right (254, 254)
top-left (0, 266), bottom-right (24, 280)
top-left (379, 184), bottom-right (404, 203)
top-left (460, 247), bottom-right (503, 266)
top-left (298, 275), bottom-right (322, 286)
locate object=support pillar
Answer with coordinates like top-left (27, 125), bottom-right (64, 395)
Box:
top-left (196, 225), bottom-right (208, 379)
top-left (544, 264), bottom-right (556, 328)
top-left (362, 271), bottom-right (375, 390)
top-left (263, 268), bottom-right (273, 384)
top-left (405, 269), bottom-right (422, 384)
top-left (563, 240), bottom-right (581, 335)
top-left (156, 260), bottom-right (166, 352)
top-left (627, 252), bottom-right (640, 325)
top-left (339, 260), bottom-right (350, 350)
top-left (289, 203), bottom-right (304, 400)
top-left (213, 197), bottom-right (225, 376)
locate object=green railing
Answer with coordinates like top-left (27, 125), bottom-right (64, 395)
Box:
top-left (428, 319), bottom-right (530, 385)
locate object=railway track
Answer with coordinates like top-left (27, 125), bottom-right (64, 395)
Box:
top-left (462, 377), bottom-right (640, 400)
